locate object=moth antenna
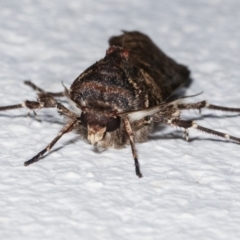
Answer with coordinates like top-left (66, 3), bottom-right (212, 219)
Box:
top-left (178, 91), bottom-right (203, 100)
top-left (25, 80), bottom-right (64, 97)
top-left (121, 30), bottom-right (129, 48)
top-left (61, 81), bottom-right (67, 90)
top-left (165, 91), bottom-right (204, 104)
top-left (24, 80), bottom-right (45, 93)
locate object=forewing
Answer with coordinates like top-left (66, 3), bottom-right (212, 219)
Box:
top-left (109, 31), bottom-right (190, 101)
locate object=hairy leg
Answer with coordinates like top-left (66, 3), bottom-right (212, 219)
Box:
top-left (123, 116), bottom-right (143, 178)
top-left (24, 119), bottom-right (77, 166)
top-left (169, 118), bottom-right (240, 143)
top-left (177, 100), bottom-right (240, 113)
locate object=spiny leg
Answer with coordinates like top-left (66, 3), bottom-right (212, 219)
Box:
top-left (183, 129), bottom-right (189, 141)
top-left (56, 102), bottom-right (78, 119)
top-left (0, 92), bottom-right (58, 112)
top-left (0, 89), bottom-right (79, 165)
top-left (123, 116), bottom-right (143, 178)
top-left (177, 100), bottom-right (240, 113)
top-left (0, 93), bottom-right (58, 111)
top-left (0, 92), bottom-right (59, 114)
top-left (0, 100), bottom-right (41, 112)
top-left (24, 80), bottom-right (64, 97)
top-left (24, 119), bottom-right (77, 166)
top-left (171, 119), bottom-right (240, 143)
top-left (0, 92), bottom-right (78, 121)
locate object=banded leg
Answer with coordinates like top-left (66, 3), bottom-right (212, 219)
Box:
top-left (123, 116), bottom-right (143, 178)
top-left (24, 80), bottom-right (65, 97)
top-left (56, 102), bottom-right (78, 119)
top-left (0, 92), bottom-right (78, 122)
top-left (0, 100), bottom-right (41, 112)
top-left (171, 119), bottom-right (240, 143)
top-left (177, 100), bottom-right (240, 113)
top-left (0, 92), bottom-right (57, 112)
top-left (24, 119), bottom-right (77, 166)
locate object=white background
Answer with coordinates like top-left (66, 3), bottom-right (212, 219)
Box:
top-left (0, 0), bottom-right (240, 239)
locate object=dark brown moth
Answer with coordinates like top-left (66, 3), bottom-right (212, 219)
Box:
top-left (1, 31), bottom-right (240, 178)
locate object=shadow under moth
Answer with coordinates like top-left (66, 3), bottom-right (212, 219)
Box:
top-left (1, 31), bottom-right (240, 178)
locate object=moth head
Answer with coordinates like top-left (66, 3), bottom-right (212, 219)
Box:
top-left (80, 112), bottom-right (121, 145)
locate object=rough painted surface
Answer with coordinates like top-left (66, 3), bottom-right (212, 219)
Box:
top-left (0, 0), bottom-right (240, 239)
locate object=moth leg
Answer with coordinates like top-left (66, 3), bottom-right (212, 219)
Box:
top-left (24, 119), bottom-right (77, 166)
top-left (132, 116), bottom-right (152, 131)
top-left (122, 117), bottom-right (143, 178)
top-left (182, 129), bottom-right (189, 141)
top-left (178, 100), bottom-right (240, 114)
top-left (0, 100), bottom-right (41, 112)
top-left (35, 93), bottom-right (79, 120)
top-left (37, 93), bottom-right (79, 120)
top-left (24, 80), bottom-right (64, 97)
top-left (171, 119), bottom-right (240, 143)
top-left (56, 102), bottom-right (78, 119)
top-left (1, 93), bottom-right (48, 111)
top-left (0, 92), bottom-right (77, 120)
top-left (0, 91), bottom-right (58, 112)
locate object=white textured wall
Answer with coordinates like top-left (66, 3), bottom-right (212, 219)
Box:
top-left (1, 0), bottom-right (240, 239)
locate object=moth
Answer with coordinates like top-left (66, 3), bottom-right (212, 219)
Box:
top-left (1, 31), bottom-right (240, 178)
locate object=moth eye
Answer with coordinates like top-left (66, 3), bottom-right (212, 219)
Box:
top-left (80, 112), bottom-right (88, 126)
top-left (106, 116), bottom-right (121, 132)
